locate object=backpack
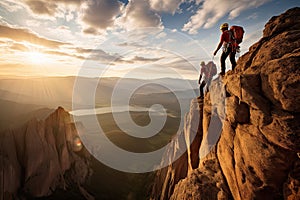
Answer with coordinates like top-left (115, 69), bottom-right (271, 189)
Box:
top-left (230, 25), bottom-right (244, 44)
top-left (207, 61), bottom-right (217, 77)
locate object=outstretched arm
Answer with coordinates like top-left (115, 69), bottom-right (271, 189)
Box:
top-left (214, 41), bottom-right (223, 56)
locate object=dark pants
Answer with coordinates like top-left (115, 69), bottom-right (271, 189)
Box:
top-left (220, 47), bottom-right (236, 74)
top-left (199, 79), bottom-right (212, 97)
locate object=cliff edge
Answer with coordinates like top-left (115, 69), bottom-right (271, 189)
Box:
top-left (151, 7), bottom-right (300, 200)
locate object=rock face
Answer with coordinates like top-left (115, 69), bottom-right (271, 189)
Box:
top-left (0, 107), bottom-right (93, 199)
top-left (151, 98), bottom-right (203, 200)
top-left (151, 7), bottom-right (300, 200)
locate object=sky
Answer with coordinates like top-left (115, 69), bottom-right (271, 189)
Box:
top-left (0, 0), bottom-right (298, 79)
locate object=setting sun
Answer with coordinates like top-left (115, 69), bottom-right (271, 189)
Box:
top-left (26, 51), bottom-right (49, 64)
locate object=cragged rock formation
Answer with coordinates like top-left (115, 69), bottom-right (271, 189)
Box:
top-left (151, 98), bottom-right (203, 200)
top-left (0, 107), bottom-right (93, 199)
top-left (151, 7), bottom-right (300, 200)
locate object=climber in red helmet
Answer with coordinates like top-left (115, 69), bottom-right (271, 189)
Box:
top-left (213, 23), bottom-right (237, 76)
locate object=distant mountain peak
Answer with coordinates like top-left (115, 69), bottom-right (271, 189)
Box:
top-left (0, 106), bottom-right (92, 199)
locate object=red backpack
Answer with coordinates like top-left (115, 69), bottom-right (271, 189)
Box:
top-left (230, 25), bottom-right (244, 44)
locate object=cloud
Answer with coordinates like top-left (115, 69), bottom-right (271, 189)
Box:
top-left (55, 0), bottom-right (84, 5)
top-left (182, 0), bottom-right (271, 34)
top-left (82, 27), bottom-right (99, 35)
top-left (0, 24), bottom-right (69, 48)
top-left (74, 47), bottom-right (123, 63)
top-left (58, 25), bottom-right (70, 30)
top-left (74, 47), bottom-right (114, 55)
top-left (156, 31), bottom-right (167, 39)
top-left (43, 50), bottom-right (86, 60)
top-left (80, 0), bottom-right (123, 34)
top-left (0, 0), bottom-right (83, 21)
top-left (23, 0), bottom-right (83, 15)
top-left (0, 0), bottom-right (24, 12)
top-left (2, 0), bottom-right (124, 34)
top-left (10, 43), bottom-right (29, 51)
top-left (3, 0), bottom-right (163, 35)
top-left (247, 13), bottom-right (258, 20)
top-left (149, 0), bottom-right (184, 14)
top-left (25, 19), bottom-right (42, 27)
top-left (116, 55), bottom-right (164, 64)
top-left (120, 28), bottom-right (163, 45)
top-left (73, 46), bottom-right (163, 65)
top-left (131, 55), bottom-right (163, 62)
top-left (161, 56), bottom-right (198, 71)
top-left (24, 0), bottom-right (58, 15)
top-left (116, 42), bottom-right (144, 48)
top-left (121, 0), bottom-right (163, 30)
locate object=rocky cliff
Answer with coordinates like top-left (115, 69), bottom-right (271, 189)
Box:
top-left (0, 107), bottom-right (93, 199)
top-left (151, 7), bottom-right (300, 200)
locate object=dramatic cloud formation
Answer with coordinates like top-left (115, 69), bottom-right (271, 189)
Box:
top-left (149, 0), bottom-right (184, 14)
top-left (1, 0), bottom-right (83, 19)
top-left (121, 0), bottom-right (162, 30)
top-left (80, 0), bottom-right (123, 34)
top-left (2, 0), bottom-right (164, 34)
top-left (0, 0), bottom-right (293, 78)
top-left (0, 24), bottom-right (69, 48)
top-left (183, 0), bottom-right (271, 34)
top-left (0, 21), bottom-right (163, 66)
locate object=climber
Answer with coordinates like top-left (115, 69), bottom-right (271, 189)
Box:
top-left (198, 61), bottom-right (217, 97)
top-left (213, 23), bottom-right (237, 76)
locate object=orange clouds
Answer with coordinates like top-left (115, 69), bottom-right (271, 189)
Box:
top-left (0, 24), bottom-right (69, 48)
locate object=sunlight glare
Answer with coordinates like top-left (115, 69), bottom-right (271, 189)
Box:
top-left (27, 51), bottom-right (49, 64)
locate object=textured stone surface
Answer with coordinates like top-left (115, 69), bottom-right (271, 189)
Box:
top-left (150, 98), bottom-right (202, 200)
top-left (284, 160), bottom-right (300, 200)
top-left (151, 7), bottom-right (300, 200)
top-left (0, 107), bottom-right (92, 199)
top-left (170, 149), bottom-right (231, 200)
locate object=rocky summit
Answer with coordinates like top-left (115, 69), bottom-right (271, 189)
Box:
top-left (151, 7), bottom-right (300, 200)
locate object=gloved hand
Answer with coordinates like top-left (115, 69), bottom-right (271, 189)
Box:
top-left (213, 50), bottom-right (218, 56)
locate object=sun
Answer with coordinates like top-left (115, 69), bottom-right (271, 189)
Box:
top-left (26, 51), bottom-right (49, 64)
